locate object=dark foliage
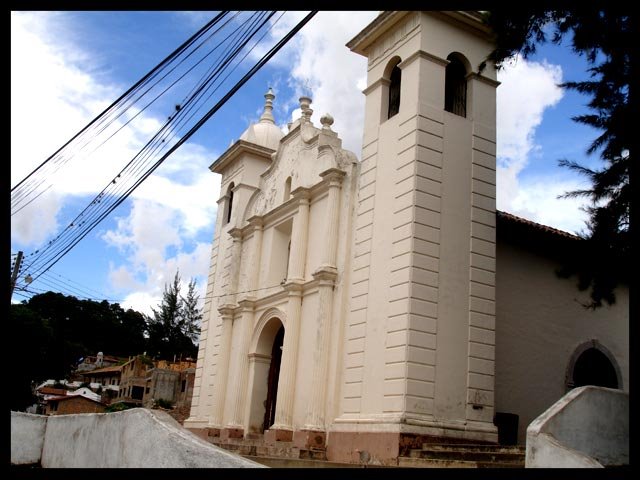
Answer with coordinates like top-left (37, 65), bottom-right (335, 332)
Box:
top-left (483, 7), bottom-right (635, 308)
top-left (10, 292), bottom-right (147, 410)
top-left (145, 271), bottom-right (201, 361)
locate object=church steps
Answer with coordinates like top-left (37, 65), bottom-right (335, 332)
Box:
top-left (405, 443), bottom-right (525, 468)
top-left (208, 436), bottom-right (327, 461)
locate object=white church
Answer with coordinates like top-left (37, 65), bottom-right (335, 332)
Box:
top-left (184, 11), bottom-right (628, 465)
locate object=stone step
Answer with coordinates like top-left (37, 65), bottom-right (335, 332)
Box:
top-left (399, 457), bottom-right (479, 468)
top-left (411, 448), bottom-right (524, 464)
top-left (299, 448), bottom-right (328, 461)
top-left (213, 440), bottom-right (324, 461)
top-left (422, 443), bottom-right (525, 453)
top-left (400, 456), bottom-right (524, 469)
top-left (477, 461), bottom-right (525, 468)
top-left (208, 437), bottom-right (265, 447)
top-left (244, 455), bottom-right (366, 468)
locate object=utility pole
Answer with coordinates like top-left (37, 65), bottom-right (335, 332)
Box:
top-left (10, 251), bottom-right (23, 301)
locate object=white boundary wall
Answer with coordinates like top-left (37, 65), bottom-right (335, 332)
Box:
top-left (11, 408), bottom-right (265, 468)
top-left (526, 386), bottom-right (628, 468)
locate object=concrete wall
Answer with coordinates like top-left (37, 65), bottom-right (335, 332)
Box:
top-left (11, 408), bottom-right (264, 468)
top-left (526, 386), bottom-right (628, 467)
top-left (148, 369), bottom-right (180, 404)
top-left (495, 241), bottom-right (629, 443)
top-left (11, 412), bottom-right (47, 465)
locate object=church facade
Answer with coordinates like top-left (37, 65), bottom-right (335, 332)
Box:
top-left (184, 11), bottom-right (628, 465)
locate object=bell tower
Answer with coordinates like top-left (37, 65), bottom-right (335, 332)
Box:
top-left (332, 11), bottom-right (499, 460)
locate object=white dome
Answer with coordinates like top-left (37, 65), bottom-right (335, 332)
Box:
top-left (239, 88), bottom-right (284, 151)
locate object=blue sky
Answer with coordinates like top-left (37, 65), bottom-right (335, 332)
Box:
top-left (11, 11), bottom-right (600, 314)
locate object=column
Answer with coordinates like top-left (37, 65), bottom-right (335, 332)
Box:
top-left (208, 306), bottom-right (234, 430)
top-left (286, 190), bottom-right (310, 282)
top-left (226, 228), bottom-right (243, 304)
top-left (271, 284), bottom-right (303, 436)
top-left (224, 219), bottom-right (263, 433)
top-left (318, 169), bottom-right (346, 271)
top-left (303, 271), bottom-right (336, 432)
top-left (271, 191), bottom-right (310, 435)
top-left (246, 217), bottom-right (264, 295)
top-left (224, 300), bottom-right (254, 434)
top-left (303, 170), bottom-right (344, 432)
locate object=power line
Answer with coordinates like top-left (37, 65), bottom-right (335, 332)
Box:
top-left (11, 11), bottom-right (229, 200)
top-left (17, 11), bottom-right (277, 283)
top-left (12, 11), bottom-right (318, 297)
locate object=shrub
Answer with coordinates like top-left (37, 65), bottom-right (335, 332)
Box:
top-left (105, 402), bottom-right (133, 413)
top-left (155, 398), bottom-right (173, 409)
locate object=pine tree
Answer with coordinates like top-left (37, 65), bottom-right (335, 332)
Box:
top-left (146, 271), bottom-right (200, 360)
top-left (180, 278), bottom-right (202, 347)
top-left (483, 7), bottom-right (635, 308)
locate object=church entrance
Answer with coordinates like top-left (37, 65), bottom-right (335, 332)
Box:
top-left (572, 347), bottom-right (619, 389)
top-left (246, 314), bottom-right (285, 435)
top-left (263, 325), bottom-right (284, 431)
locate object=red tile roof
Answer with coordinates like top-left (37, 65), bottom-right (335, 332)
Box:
top-left (497, 210), bottom-right (580, 240)
top-left (38, 387), bottom-right (68, 395)
top-left (80, 364), bottom-right (124, 376)
top-left (46, 395), bottom-right (103, 405)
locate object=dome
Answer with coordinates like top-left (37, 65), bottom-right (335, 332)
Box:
top-left (239, 88), bottom-right (284, 151)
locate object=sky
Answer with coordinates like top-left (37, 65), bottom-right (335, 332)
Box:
top-left (10, 11), bottom-right (602, 316)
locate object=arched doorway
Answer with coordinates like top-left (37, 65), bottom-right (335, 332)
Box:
top-left (263, 325), bottom-right (284, 431)
top-left (567, 341), bottom-right (622, 390)
top-left (246, 312), bottom-right (286, 434)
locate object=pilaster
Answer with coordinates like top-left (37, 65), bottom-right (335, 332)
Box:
top-left (209, 305), bottom-right (235, 428)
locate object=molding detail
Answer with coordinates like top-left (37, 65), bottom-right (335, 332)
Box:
top-left (398, 49), bottom-right (449, 69)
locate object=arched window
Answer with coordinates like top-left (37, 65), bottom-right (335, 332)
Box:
top-left (388, 64), bottom-right (401, 119)
top-left (444, 54), bottom-right (467, 117)
top-left (225, 182), bottom-right (235, 225)
top-left (283, 176), bottom-right (292, 202)
top-left (572, 347), bottom-right (619, 389)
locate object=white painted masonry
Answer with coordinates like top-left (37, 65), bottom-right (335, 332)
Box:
top-left (525, 386), bottom-right (628, 467)
top-left (185, 11), bottom-right (628, 465)
top-left (11, 409), bottom-right (264, 468)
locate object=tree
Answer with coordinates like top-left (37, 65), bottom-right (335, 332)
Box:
top-left (483, 7), bottom-right (635, 308)
top-left (181, 278), bottom-right (203, 346)
top-left (9, 292), bottom-right (148, 410)
top-left (146, 271), bottom-right (201, 360)
top-left (10, 304), bottom-right (55, 410)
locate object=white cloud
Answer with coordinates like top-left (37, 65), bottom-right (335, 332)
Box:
top-left (10, 191), bottom-right (62, 247)
top-left (12, 13), bottom-right (219, 242)
top-left (496, 55), bottom-right (588, 233)
top-left (111, 237), bottom-right (212, 316)
top-left (119, 291), bottom-right (161, 317)
top-left (263, 11), bottom-right (378, 155)
top-left (11, 12), bottom-right (219, 310)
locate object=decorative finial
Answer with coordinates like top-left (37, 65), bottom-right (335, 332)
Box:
top-left (259, 87), bottom-right (276, 124)
top-left (320, 113), bottom-right (334, 131)
top-left (299, 96), bottom-right (313, 123)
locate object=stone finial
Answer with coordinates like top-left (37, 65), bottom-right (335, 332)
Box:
top-left (259, 87), bottom-right (276, 124)
top-left (320, 113), bottom-right (334, 131)
top-left (299, 96), bottom-right (313, 123)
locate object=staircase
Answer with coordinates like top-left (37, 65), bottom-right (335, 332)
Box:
top-left (399, 443), bottom-right (526, 468)
top-left (207, 433), bottom-right (526, 468)
top-left (207, 436), bottom-right (334, 464)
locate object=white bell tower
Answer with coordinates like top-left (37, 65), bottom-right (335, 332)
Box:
top-left (333, 11), bottom-right (500, 454)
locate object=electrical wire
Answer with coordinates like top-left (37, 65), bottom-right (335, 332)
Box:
top-left (11, 11), bottom-right (229, 206)
top-left (17, 12), bottom-right (275, 282)
top-left (12, 11), bottom-right (318, 302)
